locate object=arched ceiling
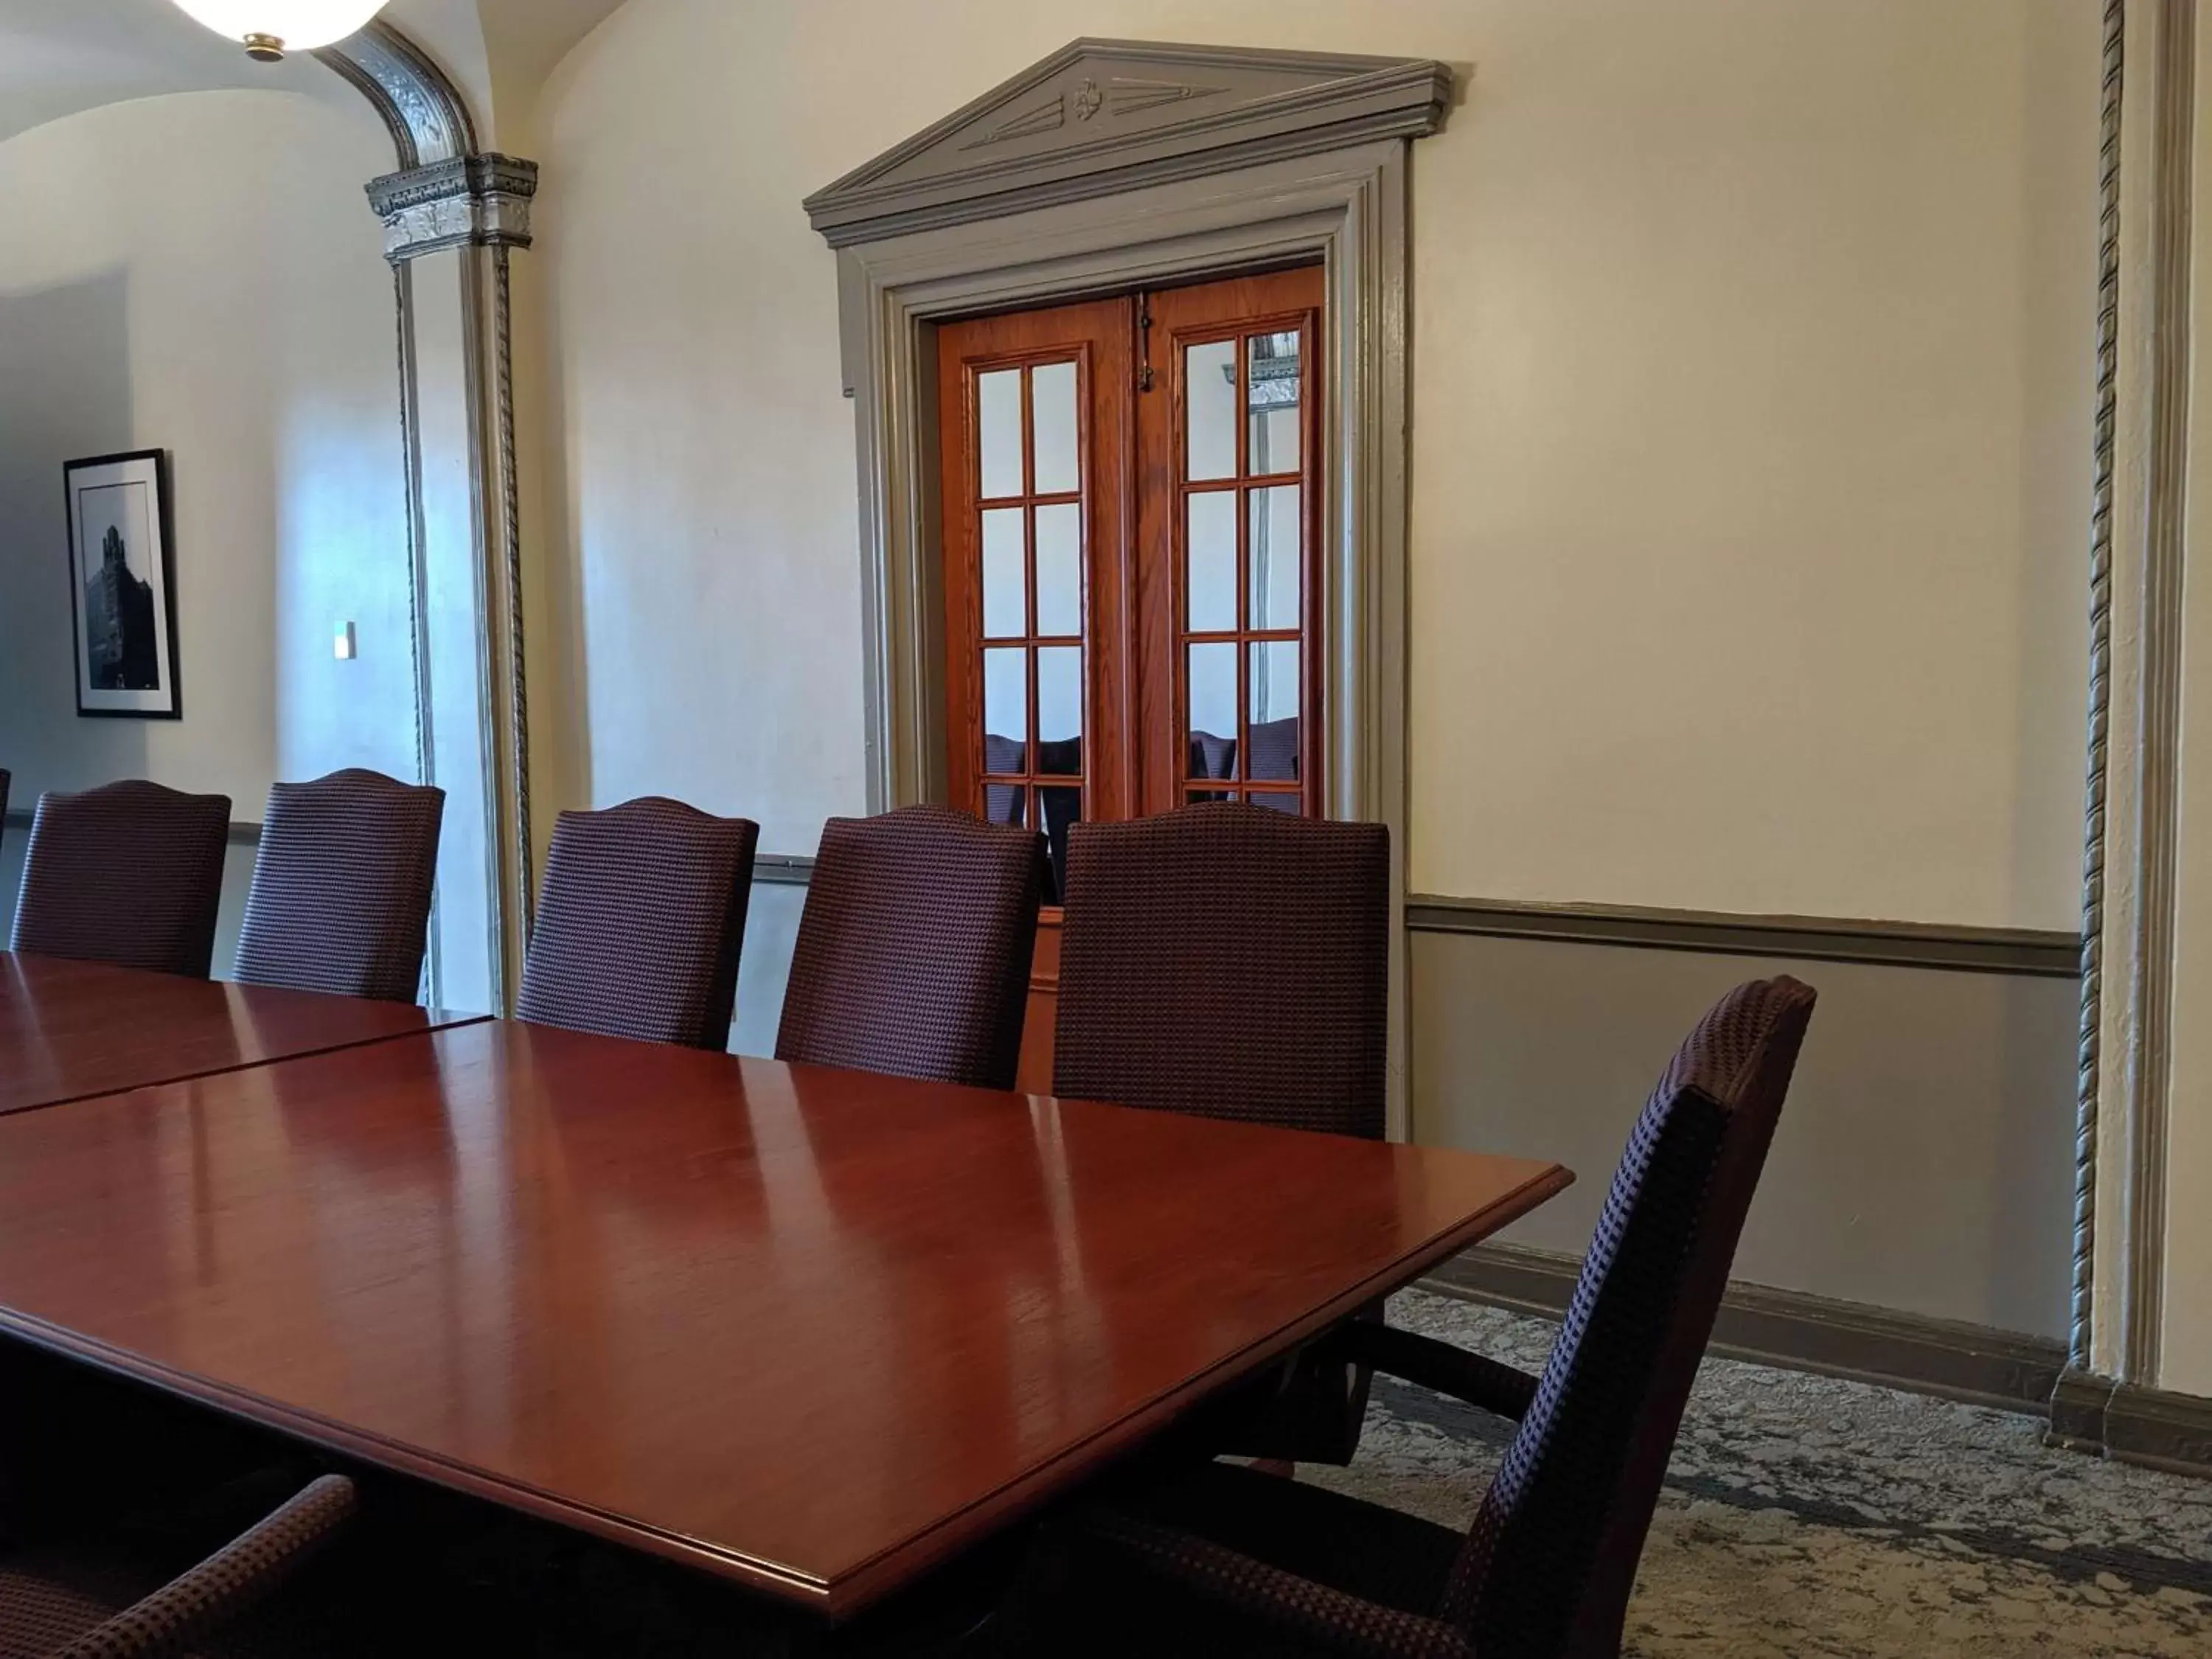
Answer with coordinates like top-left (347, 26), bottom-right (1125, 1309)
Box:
top-left (0, 0), bottom-right (343, 145)
top-left (0, 0), bottom-right (630, 152)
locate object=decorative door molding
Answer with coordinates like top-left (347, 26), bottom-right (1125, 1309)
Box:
top-left (807, 41), bottom-right (1453, 1138)
top-left (804, 38), bottom-right (1451, 247)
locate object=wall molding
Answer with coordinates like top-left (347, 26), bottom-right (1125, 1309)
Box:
top-left (312, 18), bottom-right (474, 170)
top-left (317, 21), bottom-right (538, 1011)
top-left (732, 868), bottom-right (2089, 978)
top-left (1426, 1242), bottom-right (2066, 1416)
top-left (804, 39), bottom-right (1452, 247)
top-left (365, 153), bottom-right (538, 262)
top-left (2110, 0), bottom-right (2193, 1390)
top-left (1406, 894), bottom-right (2080, 978)
top-left (2071, 0), bottom-right (2125, 1388)
top-left (2048, 1366), bottom-right (2212, 1476)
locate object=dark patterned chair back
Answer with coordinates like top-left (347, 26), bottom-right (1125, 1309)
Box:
top-left (1245, 717), bottom-right (1299, 783)
top-left (0, 770), bottom-right (10, 824)
top-left (10, 780), bottom-right (232, 977)
top-left (1187, 731), bottom-right (1238, 781)
top-left (1053, 802), bottom-right (1388, 1137)
top-left (1446, 975), bottom-right (1818, 1658)
top-left (233, 770), bottom-right (445, 1002)
top-left (518, 796), bottom-right (758, 1048)
top-left (776, 806), bottom-right (1046, 1089)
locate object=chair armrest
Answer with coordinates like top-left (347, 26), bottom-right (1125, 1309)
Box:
top-left (1334, 1324), bottom-right (1540, 1422)
top-left (1079, 1507), bottom-right (1473, 1659)
top-left (51, 1475), bottom-right (357, 1659)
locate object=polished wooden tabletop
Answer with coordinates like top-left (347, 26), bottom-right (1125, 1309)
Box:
top-left (0, 950), bottom-right (487, 1117)
top-left (0, 1018), bottom-right (1570, 1617)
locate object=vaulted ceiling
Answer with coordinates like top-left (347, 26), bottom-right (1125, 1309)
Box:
top-left (0, 0), bottom-right (630, 149)
top-left (0, 0), bottom-right (333, 145)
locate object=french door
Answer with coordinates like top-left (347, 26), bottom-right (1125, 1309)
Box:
top-left (936, 266), bottom-right (1325, 1086)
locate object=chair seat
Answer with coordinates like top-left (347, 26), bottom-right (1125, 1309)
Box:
top-left (0, 1542), bottom-right (335, 1659)
top-left (0, 1547), bottom-right (154, 1657)
top-left (1120, 1461), bottom-right (1463, 1620)
top-left (1018, 1461), bottom-right (1469, 1659)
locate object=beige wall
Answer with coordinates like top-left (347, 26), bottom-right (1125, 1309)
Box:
top-left (532, 0), bottom-right (2098, 928)
top-left (0, 90), bottom-right (412, 843)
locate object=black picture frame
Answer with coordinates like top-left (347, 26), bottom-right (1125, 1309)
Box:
top-left (63, 448), bottom-right (182, 720)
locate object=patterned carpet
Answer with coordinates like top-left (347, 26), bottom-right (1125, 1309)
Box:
top-left (1302, 1290), bottom-right (2212, 1658)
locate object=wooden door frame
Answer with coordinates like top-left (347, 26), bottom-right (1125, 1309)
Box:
top-left (825, 138), bottom-right (1419, 1137)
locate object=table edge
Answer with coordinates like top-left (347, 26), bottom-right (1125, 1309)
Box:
top-left (824, 1157), bottom-right (1574, 1617)
top-left (0, 1154), bottom-right (1572, 1620)
top-left (0, 1308), bottom-right (835, 1603)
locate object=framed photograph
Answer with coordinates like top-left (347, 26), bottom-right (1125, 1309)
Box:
top-left (64, 449), bottom-right (181, 719)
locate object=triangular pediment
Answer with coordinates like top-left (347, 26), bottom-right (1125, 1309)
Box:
top-left (805, 39), bottom-right (1453, 247)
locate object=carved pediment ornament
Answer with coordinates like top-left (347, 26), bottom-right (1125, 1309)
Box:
top-left (805, 38), bottom-right (1453, 247)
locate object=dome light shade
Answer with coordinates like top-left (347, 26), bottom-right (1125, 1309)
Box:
top-left (169, 1), bottom-right (388, 60)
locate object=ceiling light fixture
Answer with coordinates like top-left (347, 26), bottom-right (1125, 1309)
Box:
top-left (168, 1), bottom-right (389, 62)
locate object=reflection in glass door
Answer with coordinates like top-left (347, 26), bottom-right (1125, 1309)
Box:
top-left (936, 297), bottom-right (1133, 902)
top-left (1174, 320), bottom-right (1312, 813)
top-left (935, 268), bottom-right (1324, 1085)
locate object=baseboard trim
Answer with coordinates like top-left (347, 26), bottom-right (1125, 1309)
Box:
top-left (3, 809), bottom-right (258, 846)
top-left (1422, 1242), bottom-right (2066, 1416)
top-left (1405, 894), bottom-right (2081, 977)
top-left (2045, 1366), bottom-right (2212, 1475)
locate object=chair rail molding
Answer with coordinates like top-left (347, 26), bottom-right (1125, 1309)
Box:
top-left (313, 21), bottom-right (538, 1016)
top-left (805, 40), bottom-right (1455, 1141)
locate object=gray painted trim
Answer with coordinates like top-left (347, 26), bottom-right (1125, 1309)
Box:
top-left (490, 247), bottom-right (535, 945)
top-left (2072, 0), bottom-right (2124, 1380)
top-left (391, 258), bottom-right (441, 1001)
top-left (365, 154), bottom-right (538, 262)
top-left (2119, 0), bottom-right (2193, 1385)
top-left (0, 811), bottom-right (258, 848)
top-left (2048, 1368), bottom-right (2116, 1453)
top-left (1406, 894), bottom-right (2080, 978)
top-left (1426, 1242), bottom-right (2065, 1416)
top-left (804, 39), bottom-right (1450, 246)
top-left (318, 21), bottom-right (537, 1010)
top-left (2045, 1366), bottom-right (2212, 1476)
top-left (753, 855), bottom-right (817, 888)
top-left (824, 138), bottom-right (1417, 1135)
top-left (312, 20), bottom-right (475, 170)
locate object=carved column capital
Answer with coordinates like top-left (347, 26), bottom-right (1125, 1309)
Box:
top-left (366, 153), bottom-right (540, 262)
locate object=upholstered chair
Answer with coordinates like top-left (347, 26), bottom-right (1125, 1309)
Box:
top-left (10, 781), bottom-right (232, 978)
top-left (1053, 801), bottom-right (1388, 1138)
top-left (233, 770), bottom-right (445, 1002)
top-left (1018, 977), bottom-right (1820, 1659)
top-left (0, 1475), bottom-right (355, 1658)
top-left (776, 806), bottom-right (1046, 1091)
top-left (517, 796), bottom-right (759, 1049)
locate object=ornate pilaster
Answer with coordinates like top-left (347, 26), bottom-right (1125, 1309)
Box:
top-left (366, 154), bottom-right (538, 262)
top-left (317, 19), bottom-right (540, 1014)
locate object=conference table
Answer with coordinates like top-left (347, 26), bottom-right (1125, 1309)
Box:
top-left (0, 949), bottom-right (487, 1114)
top-left (0, 952), bottom-right (1572, 1629)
